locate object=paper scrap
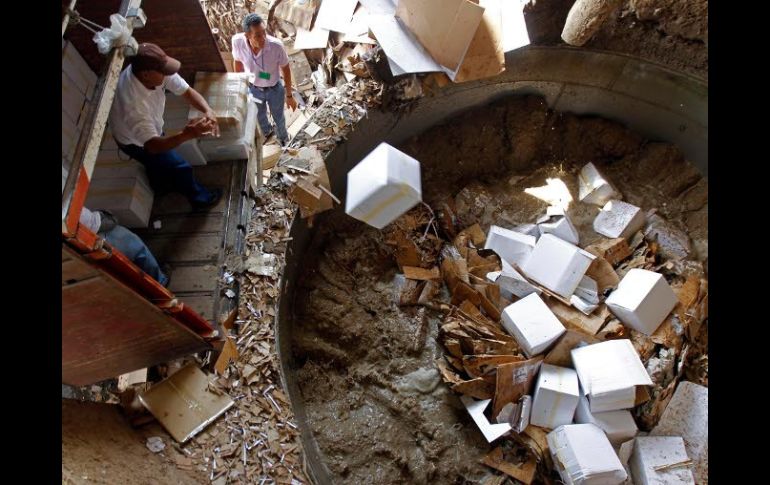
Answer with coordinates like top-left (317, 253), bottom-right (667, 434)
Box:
top-left (396, 0), bottom-right (485, 71)
top-left (368, 14), bottom-right (442, 75)
top-left (315, 0), bottom-right (359, 33)
top-left (501, 0), bottom-right (531, 52)
top-left (294, 26), bottom-right (330, 50)
top-left (461, 395), bottom-right (512, 442)
top-left (304, 121), bottom-right (322, 137)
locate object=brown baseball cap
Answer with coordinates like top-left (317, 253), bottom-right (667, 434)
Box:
top-left (131, 43), bottom-right (181, 75)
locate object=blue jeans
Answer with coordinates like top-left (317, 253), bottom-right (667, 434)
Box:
top-left (101, 225), bottom-right (169, 287)
top-left (249, 82), bottom-right (289, 143)
top-left (117, 143), bottom-right (213, 205)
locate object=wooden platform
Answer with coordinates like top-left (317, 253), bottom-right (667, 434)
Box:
top-left (135, 160), bottom-right (249, 325)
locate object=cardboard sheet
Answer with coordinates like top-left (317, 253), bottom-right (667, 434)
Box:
top-left (138, 364), bottom-right (235, 443)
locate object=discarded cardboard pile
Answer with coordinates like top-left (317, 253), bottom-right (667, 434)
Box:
top-left (168, 189), bottom-right (309, 483)
top-left (380, 162), bottom-right (708, 484)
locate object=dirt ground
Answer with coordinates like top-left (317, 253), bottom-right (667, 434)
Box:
top-left (62, 400), bottom-right (207, 485)
top-left (525, 0), bottom-right (708, 79)
top-left (291, 95), bottom-right (707, 484)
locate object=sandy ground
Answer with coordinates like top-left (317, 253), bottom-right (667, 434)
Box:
top-left (62, 400), bottom-right (208, 484)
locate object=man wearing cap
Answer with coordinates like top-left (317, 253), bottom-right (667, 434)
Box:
top-left (232, 13), bottom-right (297, 146)
top-left (109, 43), bottom-right (222, 209)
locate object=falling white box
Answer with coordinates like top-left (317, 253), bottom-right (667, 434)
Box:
top-left (531, 364), bottom-right (579, 429)
top-left (579, 162), bottom-right (619, 206)
top-left (345, 142), bottom-right (422, 229)
top-left (650, 382), bottom-right (707, 484)
top-left (571, 340), bottom-right (653, 413)
top-left (502, 294), bottom-right (565, 357)
top-left (538, 214), bottom-right (580, 245)
top-left (547, 424), bottom-right (628, 485)
top-left (575, 395), bottom-right (637, 445)
top-left (606, 269), bottom-right (678, 336)
top-left (484, 225), bottom-right (537, 268)
top-left (593, 200), bottom-right (645, 240)
top-left (629, 437), bottom-right (695, 485)
top-left (523, 234), bottom-right (596, 299)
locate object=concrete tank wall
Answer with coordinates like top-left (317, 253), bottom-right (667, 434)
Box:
top-left (276, 46), bottom-right (708, 485)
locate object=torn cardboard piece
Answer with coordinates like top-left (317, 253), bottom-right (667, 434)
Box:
top-left (117, 368), bottom-right (148, 392)
top-left (492, 357), bottom-right (542, 417)
top-left (403, 266), bottom-right (441, 280)
top-left (274, 0), bottom-right (320, 30)
top-left (543, 330), bottom-right (600, 367)
top-left (496, 394), bottom-right (531, 433)
top-left (138, 364), bottom-right (235, 443)
top-left (461, 395), bottom-right (512, 442)
top-left (482, 446), bottom-right (537, 484)
top-left (395, 0), bottom-right (485, 72)
top-left (454, 0), bottom-right (507, 82)
top-left (214, 337), bottom-right (239, 374)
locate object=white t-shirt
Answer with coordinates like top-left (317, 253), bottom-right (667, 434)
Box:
top-left (79, 207), bottom-right (102, 233)
top-left (109, 65), bottom-right (190, 147)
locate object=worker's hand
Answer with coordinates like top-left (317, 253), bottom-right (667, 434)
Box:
top-left (183, 117), bottom-right (216, 138)
top-left (204, 110), bottom-right (220, 137)
top-left (286, 93), bottom-right (298, 111)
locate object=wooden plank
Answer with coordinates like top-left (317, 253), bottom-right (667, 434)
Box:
top-left (166, 265), bottom-right (219, 293)
top-left (63, 272), bottom-right (209, 386)
top-left (192, 162), bottom-right (235, 187)
top-left (180, 294), bottom-right (215, 321)
top-left (62, 259), bottom-right (100, 285)
top-left (136, 213), bottom-right (225, 235)
top-left (143, 234), bottom-right (222, 263)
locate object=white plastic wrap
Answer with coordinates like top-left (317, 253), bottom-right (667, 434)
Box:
top-left (93, 14), bottom-right (133, 54)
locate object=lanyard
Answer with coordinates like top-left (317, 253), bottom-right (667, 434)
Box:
top-left (249, 42), bottom-right (265, 73)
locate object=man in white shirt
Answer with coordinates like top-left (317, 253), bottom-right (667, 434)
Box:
top-left (79, 207), bottom-right (169, 287)
top-left (109, 43), bottom-right (222, 209)
top-left (232, 14), bottom-right (297, 146)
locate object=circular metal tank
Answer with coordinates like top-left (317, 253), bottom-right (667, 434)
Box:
top-left (275, 46), bottom-right (708, 485)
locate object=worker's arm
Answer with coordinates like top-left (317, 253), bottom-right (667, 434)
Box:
top-left (182, 88), bottom-right (219, 137)
top-left (281, 63), bottom-right (297, 111)
top-left (234, 60), bottom-right (245, 72)
top-left (143, 118), bottom-right (214, 154)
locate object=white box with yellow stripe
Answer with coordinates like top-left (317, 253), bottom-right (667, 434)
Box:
top-left (345, 143), bottom-right (422, 230)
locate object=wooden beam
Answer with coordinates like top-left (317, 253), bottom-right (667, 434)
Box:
top-left (61, 0), bottom-right (142, 235)
top-left (62, 0), bottom-right (78, 38)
